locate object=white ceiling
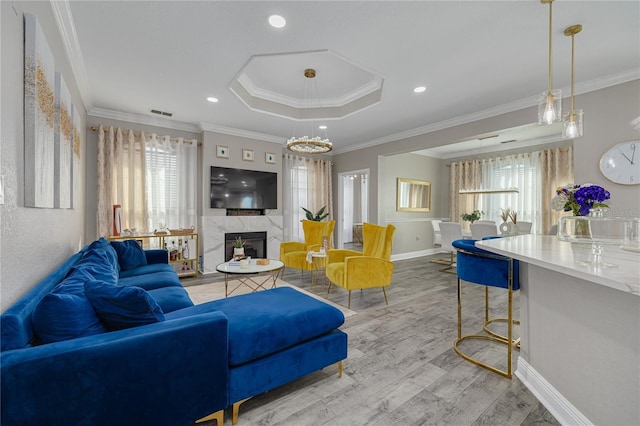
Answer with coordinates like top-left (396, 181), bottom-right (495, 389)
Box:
top-left (65, 1), bottom-right (640, 155)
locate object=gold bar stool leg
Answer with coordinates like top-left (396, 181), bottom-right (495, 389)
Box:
top-left (452, 245), bottom-right (519, 379)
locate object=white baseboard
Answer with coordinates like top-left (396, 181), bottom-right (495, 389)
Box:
top-left (516, 358), bottom-right (592, 426)
top-left (391, 248), bottom-right (443, 261)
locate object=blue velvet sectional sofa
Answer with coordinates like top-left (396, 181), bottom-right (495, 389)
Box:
top-left (1, 238), bottom-right (348, 425)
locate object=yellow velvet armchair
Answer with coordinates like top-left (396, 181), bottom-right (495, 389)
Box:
top-left (280, 220), bottom-right (336, 273)
top-left (325, 222), bottom-right (396, 308)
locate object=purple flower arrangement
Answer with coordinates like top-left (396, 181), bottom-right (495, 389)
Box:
top-left (551, 183), bottom-right (611, 216)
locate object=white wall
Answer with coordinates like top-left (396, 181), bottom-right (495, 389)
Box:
top-left (1, 1), bottom-right (87, 312)
top-left (379, 153), bottom-right (444, 256)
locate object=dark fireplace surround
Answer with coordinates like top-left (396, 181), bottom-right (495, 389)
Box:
top-left (224, 232), bottom-right (267, 261)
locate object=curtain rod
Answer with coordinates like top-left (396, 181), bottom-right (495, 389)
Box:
top-left (90, 126), bottom-right (201, 146)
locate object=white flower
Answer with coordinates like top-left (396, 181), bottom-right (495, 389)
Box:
top-left (551, 194), bottom-right (568, 211)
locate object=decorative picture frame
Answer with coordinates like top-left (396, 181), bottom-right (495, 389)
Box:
top-left (216, 145), bottom-right (229, 158)
top-left (243, 149), bottom-right (254, 161)
top-left (265, 152), bottom-right (276, 164)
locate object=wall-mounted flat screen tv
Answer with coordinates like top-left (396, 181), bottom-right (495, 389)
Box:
top-left (210, 166), bottom-right (277, 210)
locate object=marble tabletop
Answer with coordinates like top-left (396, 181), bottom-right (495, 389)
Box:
top-left (476, 234), bottom-right (640, 296)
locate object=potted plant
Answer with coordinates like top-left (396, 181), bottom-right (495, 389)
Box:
top-left (301, 206), bottom-right (329, 222)
top-left (460, 210), bottom-right (483, 224)
top-left (233, 236), bottom-right (245, 258)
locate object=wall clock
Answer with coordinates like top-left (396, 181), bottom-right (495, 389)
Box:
top-left (599, 140), bottom-right (640, 185)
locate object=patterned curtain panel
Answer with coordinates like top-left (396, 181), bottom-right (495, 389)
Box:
top-left (537, 146), bottom-right (573, 233)
top-left (97, 126), bottom-right (147, 237)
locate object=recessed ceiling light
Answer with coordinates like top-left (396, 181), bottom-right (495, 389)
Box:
top-left (413, 86), bottom-right (426, 93)
top-left (319, 125), bottom-right (327, 130)
top-left (206, 97), bottom-right (219, 103)
top-left (268, 15), bottom-right (286, 28)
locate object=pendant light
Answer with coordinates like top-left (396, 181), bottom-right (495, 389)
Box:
top-left (562, 24), bottom-right (583, 139)
top-left (538, 0), bottom-right (562, 125)
top-left (286, 68), bottom-right (333, 154)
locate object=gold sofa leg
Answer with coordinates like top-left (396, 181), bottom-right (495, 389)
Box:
top-left (337, 360), bottom-right (343, 378)
top-left (348, 290), bottom-right (352, 309)
top-left (196, 409), bottom-right (223, 425)
top-left (232, 397), bottom-right (251, 425)
top-left (382, 287), bottom-right (389, 305)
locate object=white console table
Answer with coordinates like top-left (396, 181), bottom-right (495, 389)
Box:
top-left (477, 235), bottom-right (640, 426)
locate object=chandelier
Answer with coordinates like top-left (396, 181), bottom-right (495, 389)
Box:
top-left (538, 0), bottom-right (562, 125)
top-left (286, 68), bottom-right (333, 154)
top-left (562, 24), bottom-right (583, 139)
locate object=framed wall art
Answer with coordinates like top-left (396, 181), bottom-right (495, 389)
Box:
top-left (243, 149), bottom-right (254, 161)
top-left (216, 145), bottom-right (229, 158)
top-left (265, 152), bottom-right (276, 164)
top-left (24, 13), bottom-right (55, 208)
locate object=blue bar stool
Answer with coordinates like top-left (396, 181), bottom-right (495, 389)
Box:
top-left (452, 238), bottom-right (520, 378)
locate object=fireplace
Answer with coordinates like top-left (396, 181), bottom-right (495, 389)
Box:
top-left (224, 231), bottom-right (267, 261)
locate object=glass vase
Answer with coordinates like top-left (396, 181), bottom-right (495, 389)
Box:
top-left (558, 208), bottom-right (625, 269)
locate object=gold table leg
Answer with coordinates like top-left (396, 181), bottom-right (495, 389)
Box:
top-left (224, 267), bottom-right (283, 297)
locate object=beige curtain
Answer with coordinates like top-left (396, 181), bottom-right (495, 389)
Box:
top-left (282, 154), bottom-right (333, 242)
top-left (96, 126), bottom-right (148, 237)
top-left (308, 157), bottom-right (333, 219)
top-left (449, 160), bottom-right (482, 228)
top-left (537, 146), bottom-right (573, 233)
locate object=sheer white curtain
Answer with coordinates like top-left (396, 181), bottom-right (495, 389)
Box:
top-left (477, 155), bottom-right (536, 229)
top-left (282, 154), bottom-right (333, 242)
top-left (449, 147), bottom-right (573, 234)
top-left (96, 126), bottom-right (197, 237)
top-left (145, 134), bottom-right (197, 232)
top-left (97, 126), bottom-right (147, 237)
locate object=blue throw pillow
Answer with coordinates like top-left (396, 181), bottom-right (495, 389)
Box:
top-left (84, 280), bottom-right (165, 331)
top-left (32, 288), bottom-right (107, 344)
top-left (110, 240), bottom-right (148, 271)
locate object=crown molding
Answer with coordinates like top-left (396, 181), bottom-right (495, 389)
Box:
top-left (198, 122), bottom-right (284, 145)
top-left (333, 69), bottom-right (640, 155)
top-left (50, 0), bottom-right (92, 111)
top-left (88, 108), bottom-right (202, 133)
top-left (237, 72), bottom-right (383, 110)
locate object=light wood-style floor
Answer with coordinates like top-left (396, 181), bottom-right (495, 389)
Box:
top-left (188, 253), bottom-right (559, 426)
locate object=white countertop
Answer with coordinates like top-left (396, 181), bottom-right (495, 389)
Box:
top-left (476, 235), bottom-right (640, 296)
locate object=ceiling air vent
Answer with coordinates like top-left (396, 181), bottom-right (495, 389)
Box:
top-left (151, 109), bottom-right (173, 117)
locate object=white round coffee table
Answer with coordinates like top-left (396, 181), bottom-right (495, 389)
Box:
top-left (216, 259), bottom-right (284, 297)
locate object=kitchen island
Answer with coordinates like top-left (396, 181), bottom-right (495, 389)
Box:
top-left (477, 235), bottom-right (639, 426)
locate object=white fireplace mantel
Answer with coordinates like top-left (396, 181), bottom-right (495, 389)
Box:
top-left (200, 214), bottom-right (283, 274)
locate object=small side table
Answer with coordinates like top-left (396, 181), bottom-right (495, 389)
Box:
top-left (307, 251), bottom-right (328, 288)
